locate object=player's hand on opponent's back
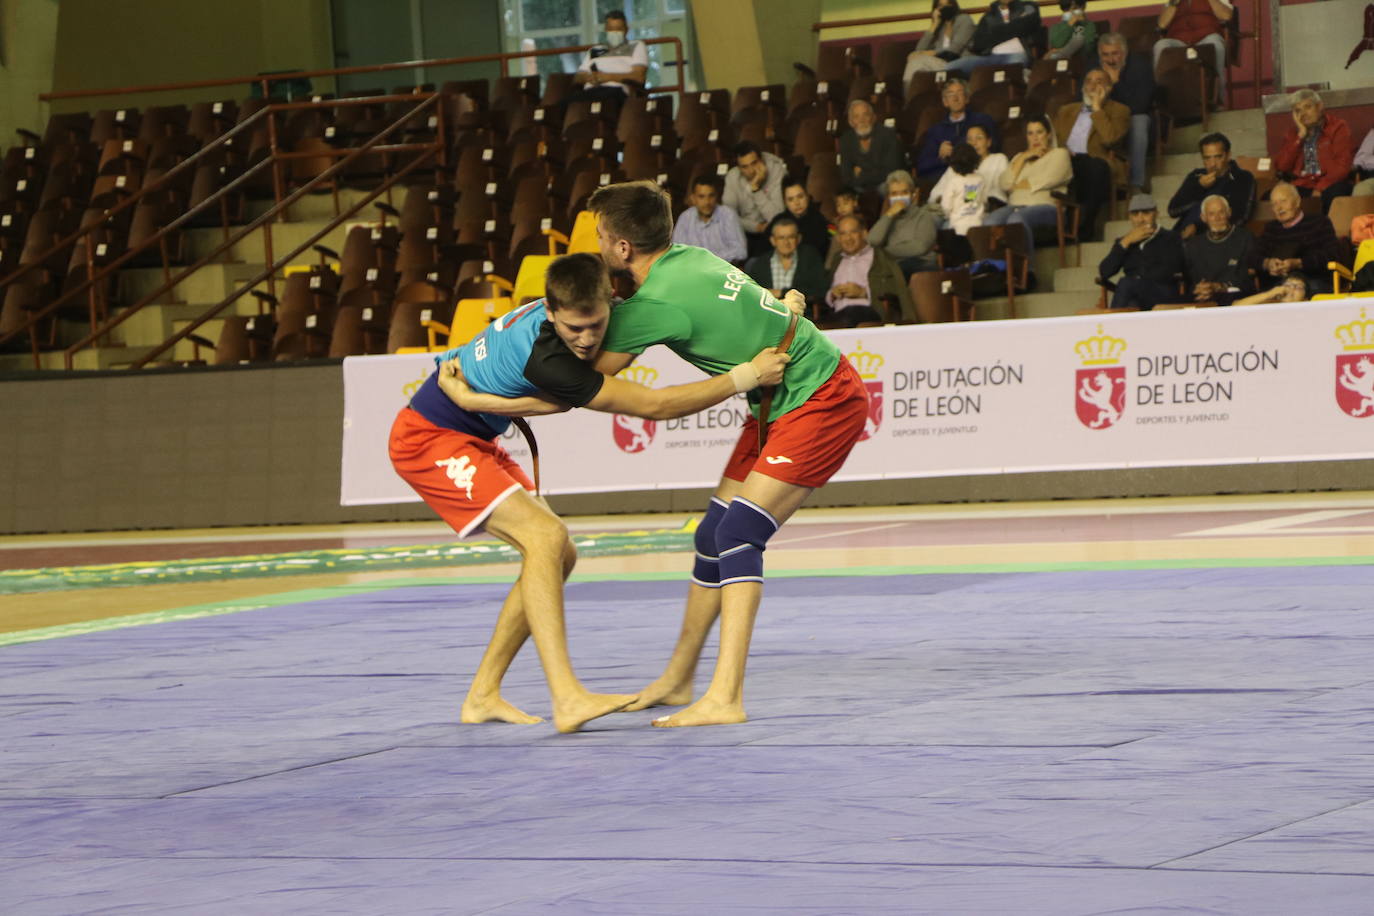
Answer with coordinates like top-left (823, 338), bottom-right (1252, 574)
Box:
top-left (437, 359), bottom-right (475, 407)
top-left (782, 289), bottom-right (807, 316)
top-left (753, 347), bottom-right (791, 387)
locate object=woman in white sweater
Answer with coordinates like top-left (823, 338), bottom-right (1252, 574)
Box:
top-left (983, 114), bottom-right (1072, 252)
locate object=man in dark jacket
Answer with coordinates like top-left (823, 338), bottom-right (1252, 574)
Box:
top-left (1091, 31), bottom-right (1156, 194)
top-left (745, 216), bottom-right (830, 306)
top-left (839, 99), bottom-right (905, 193)
top-left (948, 0), bottom-right (1041, 75)
top-left (1255, 182), bottom-right (1341, 294)
top-left (914, 78), bottom-right (999, 181)
top-left (1099, 194), bottom-right (1185, 310)
top-left (1168, 132), bottom-right (1255, 237)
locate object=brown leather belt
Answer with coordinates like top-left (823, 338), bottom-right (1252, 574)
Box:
top-left (756, 311), bottom-right (800, 451)
top-left (512, 416), bottom-right (540, 495)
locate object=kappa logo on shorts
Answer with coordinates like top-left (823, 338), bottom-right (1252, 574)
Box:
top-left (435, 456), bottom-right (477, 499)
top-left (764, 455), bottom-right (794, 464)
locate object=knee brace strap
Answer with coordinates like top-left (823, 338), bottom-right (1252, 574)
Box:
top-left (715, 497), bottom-right (779, 586)
top-left (691, 497), bottom-right (731, 588)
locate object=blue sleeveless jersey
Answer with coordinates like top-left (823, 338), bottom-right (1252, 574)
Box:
top-left (407, 300), bottom-right (549, 440)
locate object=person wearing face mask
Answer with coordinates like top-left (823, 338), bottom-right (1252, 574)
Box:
top-left (1255, 182), bottom-right (1340, 294)
top-left (868, 169), bottom-right (940, 277)
top-left (948, 0), bottom-right (1041, 76)
top-left (839, 99), bottom-right (905, 194)
top-left (1098, 194), bottom-right (1185, 310)
top-left (1048, 0), bottom-right (1097, 61)
top-left (904, 0), bottom-right (976, 85)
top-left (569, 10), bottom-right (648, 118)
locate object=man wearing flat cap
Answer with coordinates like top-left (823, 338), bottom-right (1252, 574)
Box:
top-left (1098, 193), bottom-right (1185, 310)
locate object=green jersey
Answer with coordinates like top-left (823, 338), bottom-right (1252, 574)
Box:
top-left (602, 245), bottom-right (841, 421)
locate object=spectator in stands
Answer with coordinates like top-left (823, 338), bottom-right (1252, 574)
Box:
top-left (1053, 68), bottom-right (1129, 239)
top-left (1048, 0), bottom-right (1098, 61)
top-left (904, 0), bottom-right (976, 84)
top-left (870, 169), bottom-right (940, 277)
top-left (1274, 89), bottom-right (1355, 213)
top-left (824, 214), bottom-right (915, 326)
top-left (1352, 127), bottom-right (1374, 196)
top-left (569, 10), bottom-right (648, 118)
top-left (966, 124), bottom-right (1009, 206)
top-left (723, 141), bottom-right (788, 257)
top-left (1099, 193), bottom-right (1186, 310)
top-left (1154, 0), bottom-right (1232, 107)
top-left (745, 215), bottom-right (830, 305)
top-left (772, 177), bottom-right (830, 258)
top-left (1234, 274), bottom-right (1309, 304)
top-left (1167, 132), bottom-right (1255, 238)
top-left (827, 187), bottom-right (863, 261)
top-left (1255, 181), bottom-right (1341, 294)
top-left (672, 175), bottom-right (747, 263)
top-left (839, 100), bottom-right (905, 194)
top-left (1092, 32), bottom-right (1155, 195)
top-left (914, 78), bottom-right (999, 181)
top-left (949, 0), bottom-right (1041, 76)
top-left (1184, 194), bottom-right (1256, 304)
top-left (985, 115), bottom-right (1072, 251)
top-left (929, 142), bottom-right (987, 235)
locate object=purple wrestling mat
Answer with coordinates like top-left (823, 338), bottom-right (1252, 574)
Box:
top-left (3, 568), bottom-right (1374, 914)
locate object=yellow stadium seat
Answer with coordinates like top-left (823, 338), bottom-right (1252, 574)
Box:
top-left (513, 255), bottom-right (552, 306)
top-left (449, 297), bottom-right (514, 346)
top-left (544, 210), bottom-right (600, 255)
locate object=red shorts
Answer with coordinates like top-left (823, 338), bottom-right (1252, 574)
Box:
top-left (723, 356), bottom-right (869, 489)
top-left (388, 407), bottom-right (535, 537)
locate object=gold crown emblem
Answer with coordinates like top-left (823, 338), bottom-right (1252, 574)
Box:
top-left (402, 372), bottom-right (428, 397)
top-left (1335, 307), bottom-right (1374, 351)
top-left (846, 341), bottom-right (885, 380)
top-left (618, 364), bottom-right (659, 387)
top-left (1075, 324), bottom-right (1127, 366)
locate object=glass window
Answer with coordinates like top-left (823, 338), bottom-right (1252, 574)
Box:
top-left (522, 0), bottom-right (581, 30)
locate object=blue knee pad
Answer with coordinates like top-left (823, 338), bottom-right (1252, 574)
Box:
top-left (715, 498), bottom-right (779, 586)
top-left (691, 497), bottom-right (731, 588)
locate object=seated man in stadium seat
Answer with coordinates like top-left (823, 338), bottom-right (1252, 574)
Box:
top-left (1255, 181), bottom-right (1341, 294)
top-left (1098, 193), bottom-right (1185, 310)
top-left (672, 174), bottom-right (748, 264)
top-left (745, 215), bottom-right (830, 306)
top-left (567, 9), bottom-right (648, 119)
top-left (914, 78), bottom-right (999, 182)
top-left (1053, 68), bottom-right (1130, 240)
top-left (395, 253), bottom-right (789, 733)
top-left (1273, 89), bottom-right (1355, 213)
top-left (1091, 32), bottom-right (1155, 195)
top-left (1153, 0), bottom-right (1233, 106)
top-left (1184, 194), bottom-right (1256, 304)
top-left (723, 141), bottom-right (788, 257)
top-left (839, 99), bottom-right (906, 194)
top-left (1167, 131), bottom-right (1255, 238)
top-left (824, 214), bottom-right (915, 326)
top-left (947, 0), bottom-right (1041, 76)
top-left (869, 169), bottom-right (940, 277)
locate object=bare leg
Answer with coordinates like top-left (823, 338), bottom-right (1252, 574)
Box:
top-left (623, 476), bottom-right (744, 710)
top-left (461, 531), bottom-right (578, 724)
top-left (655, 473), bottom-right (813, 727)
top-left (484, 491), bottom-right (635, 733)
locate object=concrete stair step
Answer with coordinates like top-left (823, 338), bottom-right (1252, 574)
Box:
top-left (974, 290), bottom-right (1094, 320)
top-left (118, 261), bottom-right (267, 307)
top-left (0, 343), bottom-right (161, 371)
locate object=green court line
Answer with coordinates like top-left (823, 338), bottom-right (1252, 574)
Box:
top-left (3, 553), bottom-right (1369, 649)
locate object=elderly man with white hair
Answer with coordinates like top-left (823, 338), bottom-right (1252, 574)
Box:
top-left (1254, 181), bottom-right (1341, 294)
top-left (1184, 193), bottom-right (1256, 304)
top-left (838, 99), bottom-right (905, 194)
top-left (1274, 88), bottom-right (1355, 213)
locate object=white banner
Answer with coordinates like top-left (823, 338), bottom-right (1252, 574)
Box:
top-left (341, 300), bottom-right (1374, 506)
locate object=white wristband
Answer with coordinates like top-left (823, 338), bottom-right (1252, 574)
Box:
top-left (729, 362), bottom-right (760, 393)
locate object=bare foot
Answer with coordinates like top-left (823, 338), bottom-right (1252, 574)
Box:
top-left (622, 676), bottom-right (694, 711)
top-left (651, 696), bottom-right (746, 728)
top-left (460, 693), bottom-right (544, 725)
top-left (553, 692), bottom-right (638, 734)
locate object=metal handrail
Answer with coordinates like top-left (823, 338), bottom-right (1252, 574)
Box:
top-left (59, 92), bottom-right (442, 369)
top-left (0, 106), bottom-right (270, 294)
top-left (38, 36), bottom-right (687, 105)
top-left (811, 0), bottom-right (1267, 106)
top-left (130, 147), bottom-right (438, 369)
